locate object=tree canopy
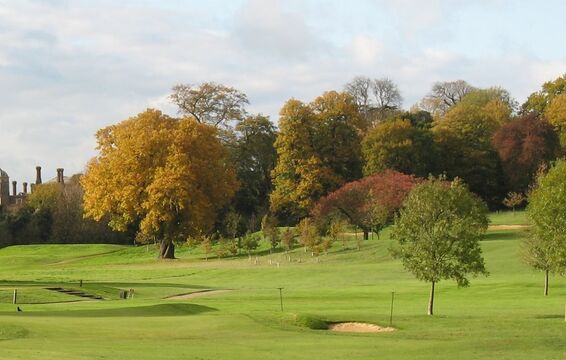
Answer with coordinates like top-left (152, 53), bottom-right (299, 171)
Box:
top-left (419, 80), bottom-right (476, 116)
top-left (270, 92), bottom-right (362, 221)
top-left (228, 114), bottom-right (277, 222)
top-left (170, 82), bottom-right (249, 128)
top-left (433, 88), bottom-right (512, 206)
top-left (81, 109), bottom-right (239, 258)
top-left (522, 74), bottom-right (566, 114)
top-left (362, 118), bottom-right (436, 177)
top-left (492, 112), bottom-right (559, 193)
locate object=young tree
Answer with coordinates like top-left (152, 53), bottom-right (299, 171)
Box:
top-left (170, 82), bottom-right (249, 128)
top-left (502, 192), bottom-right (526, 214)
top-left (328, 218), bottom-right (347, 249)
top-left (223, 210), bottom-right (241, 241)
top-left (526, 159), bottom-right (566, 295)
top-left (200, 236), bottom-right (213, 261)
top-left (391, 178), bottom-right (489, 315)
top-left (281, 228), bottom-right (297, 253)
top-left (81, 109), bottom-right (239, 259)
top-left (241, 232), bottom-right (260, 258)
top-left (297, 218), bottom-right (320, 255)
top-left (261, 213), bottom-right (280, 253)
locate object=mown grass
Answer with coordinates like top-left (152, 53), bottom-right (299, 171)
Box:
top-left (0, 211), bottom-right (565, 359)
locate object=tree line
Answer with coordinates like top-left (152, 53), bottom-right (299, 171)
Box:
top-left (1, 74), bottom-right (565, 260)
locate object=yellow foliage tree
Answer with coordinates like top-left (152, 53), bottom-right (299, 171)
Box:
top-left (545, 93), bottom-right (566, 147)
top-left (81, 109), bottom-right (238, 258)
top-left (270, 92), bottom-right (362, 221)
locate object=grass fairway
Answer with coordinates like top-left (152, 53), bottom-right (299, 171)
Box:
top-left (1, 211), bottom-right (565, 359)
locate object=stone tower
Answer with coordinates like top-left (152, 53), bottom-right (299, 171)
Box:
top-left (0, 168), bottom-right (9, 206)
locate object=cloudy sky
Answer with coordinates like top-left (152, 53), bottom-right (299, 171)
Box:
top-left (1, 0), bottom-right (566, 184)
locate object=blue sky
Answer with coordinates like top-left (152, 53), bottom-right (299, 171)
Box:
top-left (1, 0), bottom-right (566, 184)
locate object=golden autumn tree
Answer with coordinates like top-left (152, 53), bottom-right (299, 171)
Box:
top-left (270, 92), bottom-right (362, 222)
top-left (81, 109), bottom-right (238, 259)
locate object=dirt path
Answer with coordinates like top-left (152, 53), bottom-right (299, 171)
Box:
top-left (488, 224), bottom-right (529, 231)
top-left (328, 322), bottom-right (395, 333)
top-left (165, 289), bottom-right (232, 300)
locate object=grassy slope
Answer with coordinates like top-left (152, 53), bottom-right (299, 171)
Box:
top-left (0, 211), bottom-right (565, 360)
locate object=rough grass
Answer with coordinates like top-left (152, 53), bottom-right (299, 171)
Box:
top-left (1, 211), bottom-right (566, 359)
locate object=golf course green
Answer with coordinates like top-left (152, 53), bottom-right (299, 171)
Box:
top-left (1, 211), bottom-right (565, 359)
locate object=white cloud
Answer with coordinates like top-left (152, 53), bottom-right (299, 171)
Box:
top-left (0, 0), bottom-right (565, 185)
top-left (350, 34), bottom-right (383, 66)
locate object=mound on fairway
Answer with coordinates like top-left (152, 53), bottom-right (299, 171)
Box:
top-left (166, 289), bottom-right (232, 300)
top-left (0, 324), bottom-right (28, 340)
top-left (0, 303), bottom-right (217, 318)
top-left (328, 322), bottom-right (395, 333)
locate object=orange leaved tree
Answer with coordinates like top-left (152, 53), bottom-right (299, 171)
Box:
top-left (81, 109), bottom-right (238, 259)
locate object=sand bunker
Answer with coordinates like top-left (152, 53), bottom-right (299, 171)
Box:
top-left (488, 224), bottom-right (529, 231)
top-left (166, 289), bottom-right (231, 300)
top-left (328, 322), bottom-right (395, 333)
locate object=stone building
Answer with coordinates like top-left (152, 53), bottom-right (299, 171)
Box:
top-left (0, 166), bottom-right (66, 210)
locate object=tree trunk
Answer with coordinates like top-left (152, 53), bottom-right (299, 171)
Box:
top-left (544, 270), bottom-right (549, 296)
top-left (428, 281), bottom-right (435, 316)
top-left (159, 240), bottom-right (175, 259)
top-left (363, 230), bottom-right (369, 241)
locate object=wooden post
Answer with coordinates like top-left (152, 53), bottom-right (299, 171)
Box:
top-left (280, 288), bottom-right (284, 311)
top-left (12, 289), bottom-right (17, 304)
top-left (389, 292), bottom-right (395, 326)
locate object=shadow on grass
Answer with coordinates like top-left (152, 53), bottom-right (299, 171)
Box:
top-left (0, 303), bottom-right (217, 318)
top-left (533, 314), bottom-right (563, 320)
top-left (0, 281), bottom-right (212, 290)
top-left (482, 230), bottom-right (526, 241)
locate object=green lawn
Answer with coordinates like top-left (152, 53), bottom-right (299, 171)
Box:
top-left (1, 211), bottom-right (565, 359)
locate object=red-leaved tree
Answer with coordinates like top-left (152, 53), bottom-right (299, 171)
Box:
top-left (493, 112), bottom-right (560, 193)
top-left (312, 170), bottom-right (420, 240)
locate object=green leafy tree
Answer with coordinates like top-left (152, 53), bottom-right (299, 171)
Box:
top-left (228, 115), bottom-right (277, 222)
top-left (502, 192), bottom-right (526, 214)
top-left (241, 232), bottom-right (260, 258)
top-left (362, 118), bottom-right (436, 177)
top-left (522, 74), bottom-right (566, 114)
top-left (526, 159), bottom-right (566, 295)
top-left (434, 88), bottom-right (512, 206)
top-left (391, 178), bottom-right (489, 315)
